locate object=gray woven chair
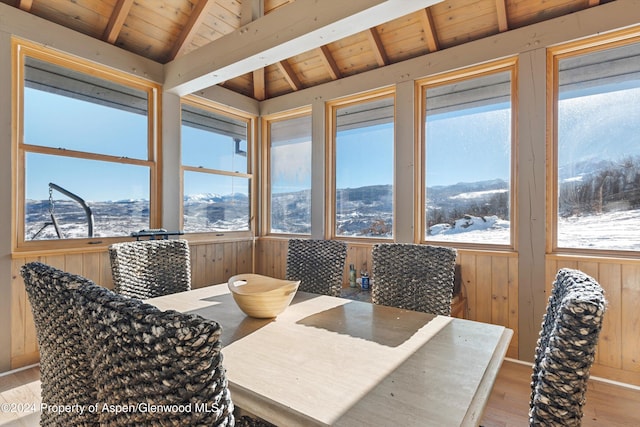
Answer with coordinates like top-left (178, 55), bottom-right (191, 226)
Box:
top-left (285, 238), bottom-right (347, 297)
top-left (20, 262), bottom-right (98, 427)
top-left (22, 262), bottom-right (271, 427)
top-left (529, 268), bottom-right (606, 426)
top-left (108, 238), bottom-right (191, 299)
top-left (371, 243), bottom-right (457, 316)
top-left (76, 281), bottom-right (235, 426)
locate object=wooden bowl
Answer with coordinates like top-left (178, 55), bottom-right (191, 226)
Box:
top-left (227, 273), bottom-right (300, 318)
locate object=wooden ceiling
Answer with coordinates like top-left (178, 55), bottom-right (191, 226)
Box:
top-left (1, 0), bottom-right (613, 101)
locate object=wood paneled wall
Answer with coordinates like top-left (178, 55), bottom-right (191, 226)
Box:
top-left (256, 237), bottom-right (640, 386)
top-left (546, 255), bottom-right (640, 386)
top-left (10, 237), bottom-right (640, 387)
top-left (255, 238), bottom-right (520, 359)
top-left (9, 239), bottom-right (253, 370)
top-left (458, 250), bottom-right (519, 359)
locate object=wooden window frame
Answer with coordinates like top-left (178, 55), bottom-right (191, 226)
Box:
top-left (180, 96), bottom-right (257, 240)
top-left (326, 87), bottom-right (396, 242)
top-left (12, 38), bottom-right (162, 254)
top-left (416, 58), bottom-right (518, 251)
top-left (546, 28), bottom-right (640, 257)
top-left (261, 106), bottom-right (312, 237)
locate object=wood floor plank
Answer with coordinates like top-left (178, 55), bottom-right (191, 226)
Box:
top-left (481, 359), bottom-right (640, 426)
top-left (1, 360), bottom-right (640, 426)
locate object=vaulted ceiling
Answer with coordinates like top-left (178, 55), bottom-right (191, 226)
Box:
top-left (1, 0), bottom-right (613, 100)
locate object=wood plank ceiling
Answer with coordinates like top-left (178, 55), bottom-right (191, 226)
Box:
top-left (2, 0), bottom-right (612, 101)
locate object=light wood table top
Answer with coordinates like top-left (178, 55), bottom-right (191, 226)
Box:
top-left (148, 284), bottom-right (512, 427)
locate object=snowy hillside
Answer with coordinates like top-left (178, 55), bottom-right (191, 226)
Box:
top-left (24, 177), bottom-right (640, 250)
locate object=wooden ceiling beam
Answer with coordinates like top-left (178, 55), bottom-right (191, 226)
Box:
top-left (318, 45), bottom-right (342, 80)
top-left (253, 69), bottom-right (266, 100)
top-left (276, 60), bottom-right (303, 91)
top-left (164, 0), bottom-right (444, 95)
top-left (418, 8), bottom-right (439, 52)
top-left (102, 0), bottom-right (134, 44)
top-left (495, 0), bottom-right (509, 32)
top-left (166, 0), bottom-right (212, 62)
top-left (367, 27), bottom-right (389, 66)
top-left (17, 0), bottom-right (33, 12)
top-left (242, 1), bottom-right (267, 101)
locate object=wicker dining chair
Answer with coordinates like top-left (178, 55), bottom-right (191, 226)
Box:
top-left (529, 268), bottom-right (606, 427)
top-left (20, 262), bottom-right (99, 427)
top-left (76, 282), bottom-right (236, 426)
top-left (108, 238), bottom-right (191, 299)
top-left (371, 243), bottom-right (457, 316)
top-left (285, 238), bottom-right (347, 297)
top-left (23, 261), bottom-right (270, 427)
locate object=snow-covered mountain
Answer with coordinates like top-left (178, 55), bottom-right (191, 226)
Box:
top-left (24, 163), bottom-right (640, 250)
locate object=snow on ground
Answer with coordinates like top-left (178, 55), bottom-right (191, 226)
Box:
top-left (449, 189), bottom-right (508, 200)
top-left (429, 209), bottom-right (640, 250)
top-left (429, 215), bottom-right (510, 245)
top-left (557, 209), bottom-right (640, 251)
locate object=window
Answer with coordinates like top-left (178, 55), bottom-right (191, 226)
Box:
top-left (329, 91), bottom-right (395, 239)
top-left (551, 35), bottom-right (640, 251)
top-left (265, 110), bottom-right (312, 235)
top-left (180, 99), bottom-right (253, 234)
top-left (15, 40), bottom-right (160, 246)
top-left (420, 61), bottom-right (515, 246)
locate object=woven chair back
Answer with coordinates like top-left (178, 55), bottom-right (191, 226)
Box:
top-left (285, 239), bottom-right (347, 297)
top-left (529, 268), bottom-right (606, 426)
top-left (371, 243), bottom-right (457, 316)
top-left (108, 239), bottom-right (191, 299)
top-left (76, 283), bottom-right (235, 425)
top-left (21, 262), bottom-right (270, 426)
top-left (20, 262), bottom-right (99, 427)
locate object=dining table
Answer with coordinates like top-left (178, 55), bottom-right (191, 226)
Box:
top-left (147, 283), bottom-right (513, 427)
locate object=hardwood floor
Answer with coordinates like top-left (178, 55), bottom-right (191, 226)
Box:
top-left (1, 359), bottom-right (639, 426)
top-left (482, 359), bottom-right (640, 427)
top-left (0, 365), bottom-right (40, 427)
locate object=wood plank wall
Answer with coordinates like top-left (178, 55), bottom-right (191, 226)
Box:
top-left (546, 255), bottom-right (640, 386)
top-left (9, 239), bottom-right (253, 370)
top-left (10, 237), bottom-right (640, 387)
top-left (255, 237), bottom-right (520, 359)
top-left (256, 237), bottom-right (640, 386)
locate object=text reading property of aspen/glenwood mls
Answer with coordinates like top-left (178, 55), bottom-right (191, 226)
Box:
top-left (1, 402), bottom-right (222, 415)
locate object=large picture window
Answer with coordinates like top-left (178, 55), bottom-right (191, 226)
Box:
top-left (551, 37), bottom-right (640, 251)
top-left (330, 91), bottom-right (395, 239)
top-left (421, 61), bottom-right (515, 246)
top-left (181, 99), bottom-right (253, 234)
top-left (15, 40), bottom-right (160, 246)
top-left (265, 110), bottom-right (312, 235)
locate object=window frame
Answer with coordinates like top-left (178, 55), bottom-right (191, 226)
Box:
top-left (180, 96), bottom-right (256, 239)
top-left (261, 106), bottom-right (313, 237)
top-left (326, 87), bottom-right (396, 242)
top-left (12, 38), bottom-right (162, 253)
top-left (547, 28), bottom-right (640, 256)
top-left (417, 58), bottom-right (518, 250)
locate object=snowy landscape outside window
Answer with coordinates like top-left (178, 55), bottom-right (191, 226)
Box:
top-left (555, 40), bottom-right (640, 251)
top-left (423, 65), bottom-right (514, 245)
top-left (181, 100), bottom-right (252, 233)
top-left (20, 47), bottom-right (157, 242)
top-left (268, 113), bottom-right (312, 234)
top-left (333, 94), bottom-right (394, 238)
